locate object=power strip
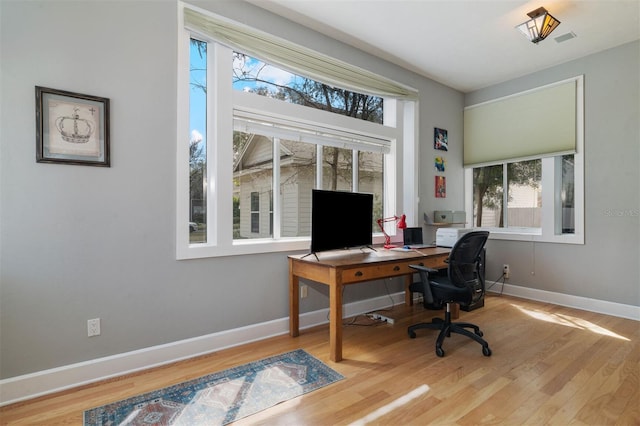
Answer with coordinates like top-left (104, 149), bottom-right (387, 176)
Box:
top-left (371, 313), bottom-right (395, 324)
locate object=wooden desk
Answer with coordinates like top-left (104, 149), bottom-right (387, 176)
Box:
top-left (289, 247), bottom-right (450, 361)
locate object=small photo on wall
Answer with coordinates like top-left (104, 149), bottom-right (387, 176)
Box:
top-left (434, 156), bottom-right (446, 172)
top-left (435, 176), bottom-right (446, 198)
top-left (434, 127), bottom-right (448, 151)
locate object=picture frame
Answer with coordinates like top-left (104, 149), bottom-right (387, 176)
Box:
top-left (435, 176), bottom-right (446, 198)
top-left (36, 86), bottom-right (110, 167)
top-left (434, 127), bottom-right (448, 151)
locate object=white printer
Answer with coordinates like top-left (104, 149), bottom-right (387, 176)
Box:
top-left (436, 228), bottom-right (473, 248)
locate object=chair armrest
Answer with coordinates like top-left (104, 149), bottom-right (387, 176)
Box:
top-left (408, 264), bottom-right (438, 305)
top-left (409, 264), bottom-right (440, 274)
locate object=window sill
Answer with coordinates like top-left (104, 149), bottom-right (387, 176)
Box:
top-left (179, 238), bottom-right (309, 260)
top-left (478, 227), bottom-right (584, 245)
top-left (177, 234), bottom-right (391, 259)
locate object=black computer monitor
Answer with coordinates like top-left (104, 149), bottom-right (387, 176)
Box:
top-left (310, 190), bottom-right (373, 253)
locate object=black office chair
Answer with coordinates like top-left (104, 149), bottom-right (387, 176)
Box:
top-left (408, 231), bottom-right (491, 357)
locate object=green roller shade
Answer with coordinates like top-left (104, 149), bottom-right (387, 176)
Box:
top-left (464, 80), bottom-right (577, 167)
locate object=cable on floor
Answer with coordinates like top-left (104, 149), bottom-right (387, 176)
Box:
top-left (486, 272), bottom-right (506, 296)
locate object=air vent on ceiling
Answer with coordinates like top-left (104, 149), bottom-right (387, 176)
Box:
top-left (555, 32), bottom-right (577, 43)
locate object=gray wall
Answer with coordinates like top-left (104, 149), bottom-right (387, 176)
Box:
top-left (0, 0), bottom-right (463, 378)
top-left (465, 41), bottom-right (640, 305)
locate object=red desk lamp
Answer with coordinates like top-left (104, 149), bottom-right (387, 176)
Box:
top-left (377, 214), bottom-right (407, 249)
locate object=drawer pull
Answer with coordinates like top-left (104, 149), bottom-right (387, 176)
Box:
top-left (393, 266), bottom-right (400, 271)
top-left (355, 271), bottom-right (363, 277)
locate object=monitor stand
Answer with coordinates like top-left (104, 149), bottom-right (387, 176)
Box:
top-left (301, 252), bottom-right (320, 261)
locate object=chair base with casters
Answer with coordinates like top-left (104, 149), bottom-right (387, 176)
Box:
top-left (408, 302), bottom-right (491, 357)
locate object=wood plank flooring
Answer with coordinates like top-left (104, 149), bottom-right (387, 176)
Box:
top-left (1, 294), bottom-right (638, 425)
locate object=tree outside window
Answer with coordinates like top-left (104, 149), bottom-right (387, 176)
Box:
top-left (473, 159), bottom-right (541, 229)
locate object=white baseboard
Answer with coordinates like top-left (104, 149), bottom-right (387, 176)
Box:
top-left (0, 292), bottom-right (404, 407)
top-left (487, 281), bottom-right (640, 321)
top-left (1, 287), bottom-right (637, 406)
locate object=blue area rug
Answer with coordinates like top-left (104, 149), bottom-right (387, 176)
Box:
top-left (84, 349), bottom-right (343, 425)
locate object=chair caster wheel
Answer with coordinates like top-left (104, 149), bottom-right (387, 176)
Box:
top-left (436, 347), bottom-right (445, 357)
top-left (408, 330), bottom-right (416, 338)
top-left (482, 346), bottom-right (492, 356)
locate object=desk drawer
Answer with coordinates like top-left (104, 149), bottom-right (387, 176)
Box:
top-left (417, 254), bottom-right (449, 270)
top-left (341, 257), bottom-right (446, 284)
top-left (342, 259), bottom-right (419, 284)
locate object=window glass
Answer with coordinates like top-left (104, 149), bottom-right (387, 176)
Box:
top-left (507, 159), bottom-right (541, 228)
top-left (358, 151), bottom-right (384, 227)
top-left (472, 165), bottom-right (503, 227)
top-left (269, 190), bottom-right (274, 236)
top-left (472, 160), bottom-right (542, 229)
top-left (235, 131), bottom-right (273, 239)
top-left (250, 192), bottom-right (260, 234)
top-left (279, 140), bottom-right (316, 238)
top-left (232, 52), bottom-right (383, 124)
top-left (230, 53), bottom-right (387, 242)
top-left (561, 154), bottom-right (575, 234)
top-left (190, 38), bottom-right (207, 244)
top-left (322, 146), bottom-right (353, 191)
top-left (471, 155), bottom-right (577, 239)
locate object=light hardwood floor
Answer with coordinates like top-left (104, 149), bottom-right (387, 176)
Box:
top-left (1, 294), bottom-right (638, 425)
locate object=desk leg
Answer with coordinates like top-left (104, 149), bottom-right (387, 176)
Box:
top-left (329, 275), bottom-right (343, 362)
top-left (289, 259), bottom-right (299, 337)
top-left (451, 303), bottom-right (460, 319)
top-left (405, 275), bottom-right (413, 306)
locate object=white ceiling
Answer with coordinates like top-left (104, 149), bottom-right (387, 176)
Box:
top-left (248, 0), bottom-right (640, 92)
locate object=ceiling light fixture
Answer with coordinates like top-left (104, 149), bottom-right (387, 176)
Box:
top-left (516, 7), bottom-right (561, 44)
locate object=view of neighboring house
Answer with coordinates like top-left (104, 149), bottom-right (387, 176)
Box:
top-left (233, 134), bottom-right (384, 239)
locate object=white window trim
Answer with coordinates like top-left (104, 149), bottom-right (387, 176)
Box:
top-left (463, 76), bottom-right (584, 244)
top-left (176, 24), bottom-right (415, 259)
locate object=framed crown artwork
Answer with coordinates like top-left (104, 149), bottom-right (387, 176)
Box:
top-left (35, 86), bottom-right (110, 167)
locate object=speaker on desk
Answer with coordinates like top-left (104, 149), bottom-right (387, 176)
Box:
top-left (461, 247), bottom-right (485, 312)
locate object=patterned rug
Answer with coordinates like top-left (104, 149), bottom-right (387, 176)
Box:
top-left (84, 349), bottom-right (343, 425)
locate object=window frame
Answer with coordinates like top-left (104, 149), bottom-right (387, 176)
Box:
top-left (463, 78), bottom-right (584, 245)
top-left (177, 23), bottom-right (416, 259)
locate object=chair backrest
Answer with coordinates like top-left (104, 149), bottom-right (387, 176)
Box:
top-left (447, 231), bottom-right (489, 304)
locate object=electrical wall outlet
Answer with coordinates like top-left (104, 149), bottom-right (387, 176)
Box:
top-left (300, 284), bottom-right (308, 298)
top-left (87, 318), bottom-right (101, 337)
top-left (503, 264), bottom-right (510, 279)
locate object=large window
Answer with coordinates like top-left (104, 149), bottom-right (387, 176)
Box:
top-left (468, 154), bottom-right (581, 243)
top-left (465, 77), bottom-right (584, 244)
top-left (229, 53), bottom-right (386, 243)
top-left (178, 9), bottom-right (413, 258)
